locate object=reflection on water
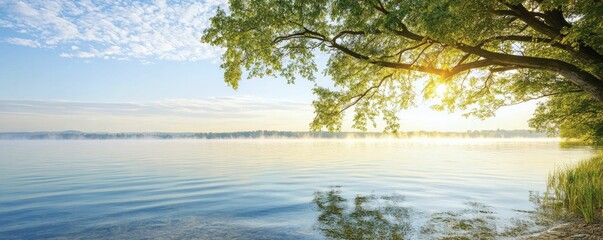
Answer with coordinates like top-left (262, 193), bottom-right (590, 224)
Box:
top-left (314, 187), bottom-right (411, 239)
top-left (313, 188), bottom-right (559, 240)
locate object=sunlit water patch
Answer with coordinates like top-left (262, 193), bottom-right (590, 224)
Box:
top-left (0, 139), bottom-right (596, 239)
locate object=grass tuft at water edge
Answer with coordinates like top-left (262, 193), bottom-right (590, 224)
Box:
top-left (545, 152), bottom-right (603, 223)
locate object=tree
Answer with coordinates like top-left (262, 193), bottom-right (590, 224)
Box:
top-left (202, 0), bottom-right (603, 141)
top-left (529, 92), bottom-right (603, 144)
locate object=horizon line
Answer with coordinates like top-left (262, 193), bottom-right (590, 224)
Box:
top-left (0, 129), bottom-right (540, 134)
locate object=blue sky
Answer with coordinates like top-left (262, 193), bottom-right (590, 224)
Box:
top-left (0, 0), bottom-right (537, 132)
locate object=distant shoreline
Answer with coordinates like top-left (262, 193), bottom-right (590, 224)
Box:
top-left (0, 130), bottom-right (549, 140)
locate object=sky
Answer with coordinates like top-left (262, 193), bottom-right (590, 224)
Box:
top-left (0, 0), bottom-right (538, 132)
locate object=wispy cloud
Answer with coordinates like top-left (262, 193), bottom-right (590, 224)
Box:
top-left (0, 96), bottom-right (537, 132)
top-left (0, 96), bottom-right (314, 132)
top-left (0, 0), bottom-right (226, 61)
top-left (0, 96), bottom-right (311, 117)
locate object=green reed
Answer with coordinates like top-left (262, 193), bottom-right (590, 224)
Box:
top-left (545, 153), bottom-right (603, 223)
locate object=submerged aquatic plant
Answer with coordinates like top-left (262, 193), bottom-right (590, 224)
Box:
top-left (420, 202), bottom-right (498, 240)
top-left (313, 188), bottom-right (551, 239)
top-left (545, 153), bottom-right (603, 223)
top-left (313, 187), bottom-right (411, 240)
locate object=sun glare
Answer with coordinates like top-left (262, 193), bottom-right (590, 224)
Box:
top-left (435, 84), bottom-right (447, 97)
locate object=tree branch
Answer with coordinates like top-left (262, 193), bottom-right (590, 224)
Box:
top-left (271, 6), bottom-right (603, 101)
top-left (339, 74), bottom-right (392, 113)
top-left (332, 30), bottom-right (373, 42)
top-left (505, 89), bottom-right (585, 107)
top-left (501, 2), bottom-right (561, 39)
top-left (477, 35), bottom-right (554, 47)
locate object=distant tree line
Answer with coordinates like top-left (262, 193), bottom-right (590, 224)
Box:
top-left (0, 130), bottom-right (547, 140)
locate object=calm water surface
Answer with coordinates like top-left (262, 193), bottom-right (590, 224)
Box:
top-left (0, 139), bottom-right (596, 239)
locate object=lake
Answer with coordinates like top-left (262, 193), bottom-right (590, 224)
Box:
top-left (0, 139), bottom-right (596, 239)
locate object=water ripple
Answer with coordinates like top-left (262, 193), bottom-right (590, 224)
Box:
top-left (0, 140), bottom-right (595, 239)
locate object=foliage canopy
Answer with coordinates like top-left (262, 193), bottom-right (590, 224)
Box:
top-left (203, 0), bottom-right (603, 142)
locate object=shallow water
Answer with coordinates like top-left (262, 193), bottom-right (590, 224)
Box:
top-left (0, 139), bottom-right (596, 239)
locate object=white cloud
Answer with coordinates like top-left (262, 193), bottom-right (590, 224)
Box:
top-left (5, 37), bottom-right (41, 48)
top-left (0, 0), bottom-right (227, 61)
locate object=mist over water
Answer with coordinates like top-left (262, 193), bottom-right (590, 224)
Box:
top-left (0, 139), bottom-right (596, 239)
